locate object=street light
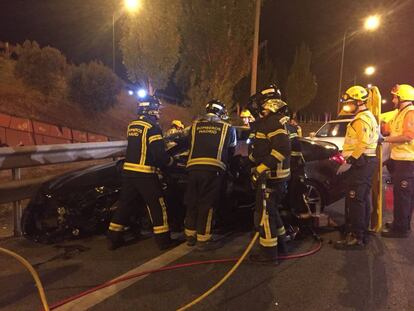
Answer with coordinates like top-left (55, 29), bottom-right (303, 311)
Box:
top-left (112, 0), bottom-right (141, 73)
top-left (364, 15), bottom-right (380, 31)
top-left (364, 66), bottom-right (376, 76)
top-left (337, 14), bottom-right (381, 112)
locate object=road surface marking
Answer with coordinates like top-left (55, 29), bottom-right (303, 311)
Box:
top-left (55, 243), bottom-right (194, 311)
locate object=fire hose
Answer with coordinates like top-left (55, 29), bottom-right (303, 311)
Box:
top-left (1, 178), bottom-right (323, 310)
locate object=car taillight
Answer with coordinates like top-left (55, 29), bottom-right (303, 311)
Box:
top-left (329, 153), bottom-right (345, 164)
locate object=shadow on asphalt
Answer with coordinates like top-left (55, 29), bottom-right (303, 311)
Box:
top-left (0, 263), bottom-right (81, 309)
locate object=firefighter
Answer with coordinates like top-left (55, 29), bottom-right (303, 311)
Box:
top-left (285, 117), bottom-right (306, 218)
top-left (288, 117), bottom-right (303, 137)
top-left (184, 99), bottom-right (237, 251)
top-left (335, 86), bottom-right (379, 249)
top-left (286, 117), bottom-right (304, 171)
top-left (247, 85), bottom-right (291, 264)
top-left (107, 95), bottom-right (178, 250)
top-left (166, 120), bottom-right (185, 137)
top-left (240, 109), bottom-right (255, 127)
top-left (381, 84), bottom-right (414, 238)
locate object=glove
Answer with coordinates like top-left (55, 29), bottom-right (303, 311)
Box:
top-left (336, 163), bottom-right (352, 175)
top-left (251, 164), bottom-right (269, 188)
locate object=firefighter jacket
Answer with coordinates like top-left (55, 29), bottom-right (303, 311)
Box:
top-left (250, 113), bottom-right (291, 182)
top-left (187, 114), bottom-right (237, 171)
top-left (389, 104), bottom-right (414, 161)
top-left (123, 115), bottom-right (172, 174)
top-left (342, 109), bottom-right (379, 159)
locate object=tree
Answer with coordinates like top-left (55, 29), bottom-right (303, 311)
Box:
top-left (14, 40), bottom-right (67, 95)
top-left (286, 43), bottom-right (318, 115)
top-left (175, 0), bottom-right (255, 116)
top-left (120, 0), bottom-right (182, 92)
top-left (68, 61), bottom-right (122, 112)
top-left (233, 44), bottom-right (278, 111)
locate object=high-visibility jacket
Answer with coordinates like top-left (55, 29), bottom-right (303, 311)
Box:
top-left (389, 104), bottom-right (414, 161)
top-left (187, 114), bottom-right (237, 171)
top-left (250, 113), bottom-right (291, 182)
top-left (342, 109), bottom-right (379, 159)
top-left (123, 116), bottom-right (172, 174)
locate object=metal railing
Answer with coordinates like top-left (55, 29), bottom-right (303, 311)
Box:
top-left (0, 141), bottom-right (127, 236)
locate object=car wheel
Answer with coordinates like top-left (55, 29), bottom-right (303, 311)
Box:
top-left (302, 180), bottom-right (325, 214)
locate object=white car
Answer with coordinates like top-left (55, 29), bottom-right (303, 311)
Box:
top-left (309, 118), bottom-right (391, 180)
top-left (308, 118), bottom-right (352, 151)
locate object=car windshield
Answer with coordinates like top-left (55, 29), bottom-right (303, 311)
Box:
top-left (316, 122), bottom-right (349, 137)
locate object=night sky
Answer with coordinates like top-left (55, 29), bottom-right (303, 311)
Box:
top-left (1, 0), bottom-right (413, 114)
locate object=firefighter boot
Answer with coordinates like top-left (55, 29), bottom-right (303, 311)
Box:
top-left (250, 246), bottom-right (279, 265)
top-left (186, 235), bottom-right (197, 247)
top-left (195, 239), bottom-right (224, 252)
top-left (277, 235), bottom-right (289, 255)
top-left (107, 230), bottom-right (124, 250)
top-left (381, 227), bottom-right (410, 238)
top-left (155, 232), bottom-right (182, 250)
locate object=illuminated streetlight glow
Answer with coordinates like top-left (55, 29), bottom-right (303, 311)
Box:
top-left (124, 0), bottom-right (140, 13)
top-left (128, 90), bottom-right (134, 96)
top-left (367, 84), bottom-right (373, 88)
top-left (382, 99), bottom-right (387, 104)
top-left (364, 15), bottom-right (380, 31)
top-left (365, 66), bottom-right (376, 76)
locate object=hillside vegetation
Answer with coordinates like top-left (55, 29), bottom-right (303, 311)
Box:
top-left (0, 56), bottom-right (192, 139)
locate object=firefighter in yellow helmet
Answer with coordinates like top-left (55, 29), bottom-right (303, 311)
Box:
top-left (335, 85), bottom-right (379, 249)
top-left (381, 84), bottom-right (414, 238)
top-left (166, 120), bottom-right (185, 137)
top-left (240, 109), bottom-right (255, 126)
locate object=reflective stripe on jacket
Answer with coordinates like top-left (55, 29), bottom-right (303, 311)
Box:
top-left (187, 114), bottom-right (236, 171)
top-left (123, 116), bottom-right (171, 174)
top-left (251, 113), bottom-right (291, 181)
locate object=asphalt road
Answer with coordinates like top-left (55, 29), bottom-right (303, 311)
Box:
top-left (1, 200), bottom-right (413, 311)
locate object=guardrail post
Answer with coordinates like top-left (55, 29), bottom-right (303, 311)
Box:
top-left (12, 168), bottom-right (22, 237)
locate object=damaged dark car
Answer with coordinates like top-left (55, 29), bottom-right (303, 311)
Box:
top-left (22, 128), bottom-right (346, 243)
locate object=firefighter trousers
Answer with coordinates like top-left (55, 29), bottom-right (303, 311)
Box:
top-left (109, 173), bottom-right (170, 242)
top-left (391, 160), bottom-right (414, 232)
top-left (184, 170), bottom-right (223, 242)
top-left (344, 156), bottom-right (378, 240)
top-left (254, 180), bottom-right (286, 254)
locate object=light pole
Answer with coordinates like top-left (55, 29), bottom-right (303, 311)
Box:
top-left (112, 0), bottom-right (141, 73)
top-left (336, 15), bottom-right (381, 112)
top-left (250, 0), bottom-right (261, 96)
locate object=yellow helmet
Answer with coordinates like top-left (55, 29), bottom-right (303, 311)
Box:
top-left (391, 84), bottom-right (414, 101)
top-left (240, 109), bottom-right (252, 118)
top-left (341, 86), bottom-right (369, 103)
top-left (262, 99), bottom-right (288, 114)
top-left (171, 120), bottom-right (184, 129)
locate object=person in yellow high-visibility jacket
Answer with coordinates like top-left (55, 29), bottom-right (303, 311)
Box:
top-left (335, 86), bottom-right (379, 249)
top-left (381, 84), bottom-right (414, 238)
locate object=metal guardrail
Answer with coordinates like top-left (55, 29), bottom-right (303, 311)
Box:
top-left (0, 141), bottom-right (127, 236)
top-left (0, 141), bottom-right (127, 170)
